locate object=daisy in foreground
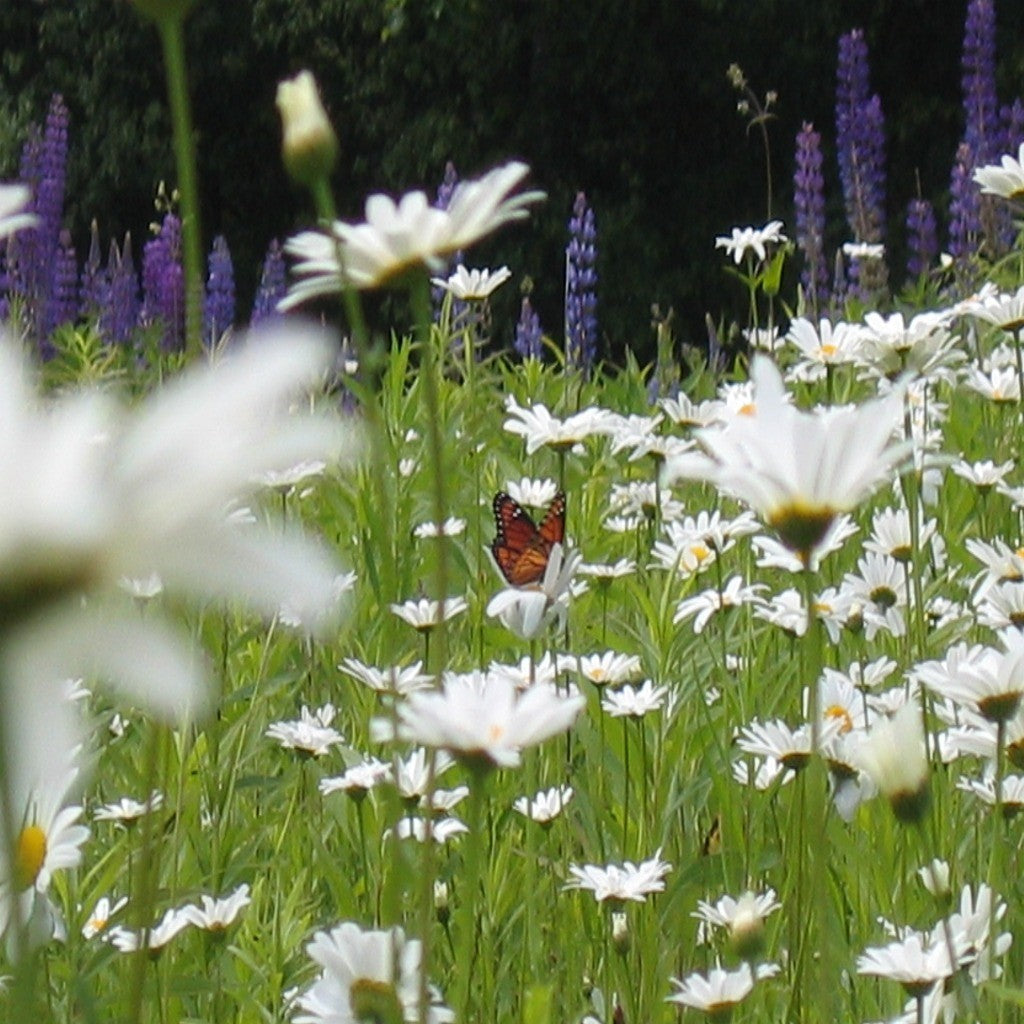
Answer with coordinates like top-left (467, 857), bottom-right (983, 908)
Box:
top-left (291, 921), bottom-right (453, 1024)
top-left (565, 849), bottom-right (672, 904)
top-left (664, 355), bottom-right (907, 564)
top-left (372, 672), bottom-right (585, 771)
top-left (0, 322), bottom-right (352, 796)
top-left (282, 161), bottom-right (543, 298)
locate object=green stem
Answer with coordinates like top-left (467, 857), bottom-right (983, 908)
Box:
top-left (411, 272), bottom-right (451, 663)
top-left (457, 770), bottom-right (489, 1020)
top-left (155, 14), bottom-right (203, 358)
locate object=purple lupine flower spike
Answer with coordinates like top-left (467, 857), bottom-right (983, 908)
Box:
top-left (251, 238), bottom-right (286, 326)
top-left (203, 234), bottom-right (235, 348)
top-left (905, 198), bottom-right (938, 281)
top-left (793, 122), bottom-right (828, 315)
top-left (47, 228), bottom-right (78, 339)
top-left (565, 190), bottom-right (597, 370)
top-left (141, 212), bottom-right (184, 350)
top-left (104, 234), bottom-right (140, 346)
top-left (79, 219), bottom-right (110, 320)
top-left (514, 295), bottom-right (543, 359)
top-left (835, 31), bottom-right (888, 299)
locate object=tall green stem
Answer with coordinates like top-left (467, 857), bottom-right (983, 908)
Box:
top-left (155, 15), bottom-right (203, 357)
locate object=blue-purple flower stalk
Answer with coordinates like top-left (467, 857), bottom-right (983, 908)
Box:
top-left (79, 220), bottom-right (110, 320)
top-left (951, 0), bottom-right (1011, 260)
top-left (514, 295), bottom-right (542, 359)
top-left (251, 239), bottom-right (286, 327)
top-left (905, 198), bottom-right (938, 281)
top-left (203, 234), bottom-right (235, 347)
top-left (565, 191), bottom-right (597, 370)
top-left (835, 30), bottom-right (888, 300)
top-left (104, 235), bottom-right (140, 346)
top-left (4, 95), bottom-right (72, 350)
top-left (793, 122), bottom-right (828, 316)
top-left (141, 212), bottom-right (184, 350)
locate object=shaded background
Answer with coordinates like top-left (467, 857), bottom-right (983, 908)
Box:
top-left (2, 0), bottom-right (1023, 360)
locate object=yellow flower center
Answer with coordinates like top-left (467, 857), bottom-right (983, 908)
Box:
top-left (737, 402), bottom-right (756, 416)
top-left (821, 343), bottom-right (837, 357)
top-left (488, 723), bottom-right (505, 744)
top-left (15, 824), bottom-right (47, 890)
top-left (825, 704), bottom-right (854, 734)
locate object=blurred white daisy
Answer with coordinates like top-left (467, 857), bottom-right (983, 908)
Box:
top-left (283, 162), bottom-right (542, 299)
top-left (339, 658), bottom-right (433, 696)
top-left (714, 220), bottom-right (787, 264)
top-left (107, 907), bottom-right (192, 953)
top-left (973, 143), bottom-right (1024, 200)
top-left (503, 396), bottom-right (612, 454)
top-left (0, 184), bottom-right (37, 239)
top-left (81, 894), bottom-right (128, 940)
top-left (601, 681), bottom-right (668, 718)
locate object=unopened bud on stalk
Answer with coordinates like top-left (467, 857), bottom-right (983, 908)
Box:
top-left (276, 71), bottom-right (339, 191)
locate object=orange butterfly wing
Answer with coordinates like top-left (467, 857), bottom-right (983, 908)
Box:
top-left (491, 491), bottom-right (566, 586)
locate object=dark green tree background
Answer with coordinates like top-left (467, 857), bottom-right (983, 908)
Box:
top-left (2, 0), bottom-right (1023, 360)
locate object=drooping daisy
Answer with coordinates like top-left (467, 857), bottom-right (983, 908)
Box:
top-left (319, 758), bottom-right (391, 799)
top-left (601, 681), bottom-right (668, 718)
top-left (854, 703), bottom-right (930, 823)
top-left (513, 785), bottom-right (574, 824)
top-left (505, 476), bottom-right (559, 508)
top-left (107, 907), bottom-right (193, 954)
top-left (487, 652), bottom-right (559, 690)
top-left (386, 817), bottom-right (469, 844)
top-left (93, 792), bottom-right (164, 825)
top-left (372, 673), bottom-right (584, 771)
top-left (389, 597), bottom-right (469, 632)
top-left (503, 396), bottom-right (611, 454)
top-left (339, 658), bottom-right (433, 696)
top-left (183, 884), bottom-right (251, 933)
top-left (665, 356), bottom-right (907, 563)
top-left (565, 849), bottom-right (672, 904)
top-left (412, 517), bottom-right (467, 539)
top-left (856, 931), bottom-right (954, 997)
top-left (674, 576), bottom-right (767, 634)
top-left (693, 889), bottom-right (781, 958)
top-left (667, 961), bottom-right (777, 1015)
top-left (389, 749), bottom-right (455, 804)
top-left (951, 458), bottom-right (1015, 492)
top-left (430, 264), bottom-right (511, 300)
top-left (291, 921), bottom-right (453, 1024)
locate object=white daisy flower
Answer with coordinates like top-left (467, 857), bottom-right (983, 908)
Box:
top-left (565, 849), bottom-right (671, 903)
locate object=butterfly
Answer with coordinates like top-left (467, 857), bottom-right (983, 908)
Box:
top-left (490, 491), bottom-right (566, 587)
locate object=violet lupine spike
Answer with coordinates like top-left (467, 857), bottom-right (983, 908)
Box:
top-left (431, 162), bottom-right (465, 321)
top-left (79, 219), bottom-right (110, 319)
top-left (251, 238), bottom-right (286, 327)
top-left (46, 228), bottom-right (78, 339)
top-left (905, 198), bottom-right (938, 281)
top-left (565, 190), bottom-right (598, 371)
top-left (1002, 98), bottom-right (1024, 154)
top-left (104, 234), bottom-right (140, 346)
top-left (513, 295), bottom-right (543, 359)
top-left (793, 122), bottom-right (828, 315)
top-left (203, 234), bottom-right (235, 347)
top-left (948, 141), bottom-right (981, 262)
top-left (961, 0), bottom-right (1000, 165)
top-left (835, 31), bottom-right (887, 246)
top-left (141, 213), bottom-right (184, 350)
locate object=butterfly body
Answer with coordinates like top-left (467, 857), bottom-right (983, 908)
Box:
top-left (490, 491), bottom-right (566, 587)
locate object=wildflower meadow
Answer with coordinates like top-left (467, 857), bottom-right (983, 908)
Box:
top-left (5, 2), bottom-right (1024, 1023)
